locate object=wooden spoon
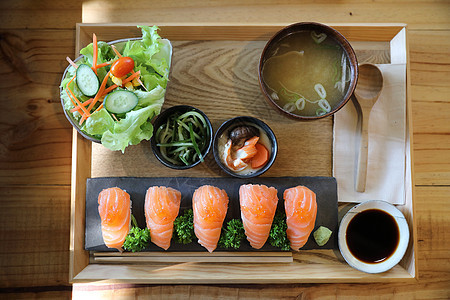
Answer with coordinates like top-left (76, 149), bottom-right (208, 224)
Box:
top-left (354, 63), bottom-right (383, 193)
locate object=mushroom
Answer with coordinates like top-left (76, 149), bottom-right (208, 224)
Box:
top-left (229, 125), bottom-right (260, 148)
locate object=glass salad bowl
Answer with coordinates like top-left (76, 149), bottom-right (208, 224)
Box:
top-left (60, 26), bottom-right (172, 152)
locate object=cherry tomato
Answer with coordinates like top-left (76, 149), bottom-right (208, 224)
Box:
top-left (111, 56), bottom-right (134, 77)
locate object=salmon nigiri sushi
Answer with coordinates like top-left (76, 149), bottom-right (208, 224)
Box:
top-left (193, 185), bottom-right (229, 252)
top-left (98, 187), bottom-right (131, 252)
top-left (145, 186), bottom-right (181, 250)
top-left (239, 184), bottom-right (278, 249)
top-left (284, 186), bottom-right (317, 251)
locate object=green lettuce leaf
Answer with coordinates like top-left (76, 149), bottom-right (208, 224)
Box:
top-left (98, 41), bottom-right (116, 61)
top-left (79, 42), bottom-right (109, 83)
top-left (84, 108), bottom-right (115, 136)
top-left (123, 26), bottom-right (170, 86)
top-left (134, 85), bottom-right (165, 108)
top-left (101, 103), bottom-right (162, 152)
top-left (135, 64), bottom-right (168, 90)
top-left (60, 65), bottom-right (90, 113)
top-left (97, 26), bottom-right (170, 152)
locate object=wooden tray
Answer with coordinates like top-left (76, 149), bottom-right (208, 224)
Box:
top-left (69, 23), bottom-right (416, 283)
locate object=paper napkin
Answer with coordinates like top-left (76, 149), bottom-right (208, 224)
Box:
top-left (333, 64), bottom-right (407, 204)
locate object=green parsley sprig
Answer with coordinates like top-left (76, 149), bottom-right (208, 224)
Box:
top-left (269, 211), bottom-right (290, 251)
top-left (218, 219), bottom-right (245, 249)
top-left (123, 214), bottom-right (150, 252)
top-left (173, 209), bottom-right (195, 244)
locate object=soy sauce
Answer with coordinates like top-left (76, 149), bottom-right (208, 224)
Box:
top-left (346, 209), bottom-right (399, 263)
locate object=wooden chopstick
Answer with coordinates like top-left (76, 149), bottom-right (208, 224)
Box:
top-left (92, 251), bottom-right (293, 263)
top-left (93, 251), bottom-right (291, 257)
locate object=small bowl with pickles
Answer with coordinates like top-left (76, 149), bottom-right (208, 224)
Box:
top-left (213, 116), bottom-right (278, 178)
top-left (151, 105), bottom-right (213, 169)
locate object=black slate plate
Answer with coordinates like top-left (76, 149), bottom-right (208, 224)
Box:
top-left (85, 176), bottom-right (338, 252)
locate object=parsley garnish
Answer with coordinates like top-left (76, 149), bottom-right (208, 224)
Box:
top-left (173, 209), bottom-right (195, 244)
top-left (269, 211), bottom-right (290, 251)
top-left (218, 219), bottom-right (245, 249)
top-left (123, 214), bottom-right (150, 252)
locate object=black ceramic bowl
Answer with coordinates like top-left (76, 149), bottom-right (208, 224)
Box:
top-left (151, 105), bottom-right (213, 170)
top-left (213, 116), bottom-right (277, 178)
top-left (258, 22), bottom-right (358, 120)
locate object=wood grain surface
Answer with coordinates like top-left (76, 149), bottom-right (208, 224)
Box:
top-left (75, 24), bottom-right (414, 284)
top-left (89, 36), bottom-right (391, 180)
top-left (0, 0), bottom-right (449, 299)
top-left (91, 39), bottom-right (334, 179)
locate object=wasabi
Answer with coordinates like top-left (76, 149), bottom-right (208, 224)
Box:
top-left (313, 226), bottom-right (332, 246)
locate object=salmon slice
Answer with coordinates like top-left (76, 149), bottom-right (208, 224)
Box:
top-left (145, 186), bottom-right (181, 250)
top-left (239, 184), bottom-right (278, 249)
top-left (193, 185), bottom-right (229, 252)
top-left (235, 136), bottom-right (259, 160)
top-left (284, 186), bottom-right (317, 251)
top-left (98, 187), bottom-right (131, 252)
top-left (224, 136), bottom-right (260, 171)
top-left (224, 139), bottom-right (247, 171)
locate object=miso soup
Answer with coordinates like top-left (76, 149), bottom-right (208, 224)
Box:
top-left (262, 30), bottom-right (351, 117)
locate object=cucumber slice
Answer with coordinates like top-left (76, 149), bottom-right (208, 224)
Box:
top-left (104, 90), bottom-right (139, 114)
top-left (76, 64), bottom-right (100, 97)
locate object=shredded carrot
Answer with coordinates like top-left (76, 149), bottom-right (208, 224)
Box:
top-left (66, 89), bottom-right (77, 107)
top-left (122, 70), bottom-right (141, 85)
top-left (79, 70), bottom-right (110, 125)
top-left (70, 98), bottom-right (93, 113)
top-left (92, 33), bottom-right (98, 75)
top-left (102, 84), bottom-right (118, 96)
top-left (111, 45), bottom-right (123, 58)
top-left (101, 70), bottom-right (141, 95)
top-left (135, 76), bottom-right (148, 92)
top-left (111, 45), bottom-right (148, 91)
top-left (111, 113), bottom-right (119, 122)
top-left (79, 114), bottom-right (87, 126)
top-left (86, 70), bottom-right (111, 112)
top-left (67, 41), bottom-right (146, 126)
top-left (72, 71), bottom-right (140, 121)
top-left (66, 57), bottom-right (78, 69)
top-left (95, 61), bottom-right (113, 69)
top-left (65, 76), bottom-right (77, 107)
top-left (67, 73), bottom-right (76, 88)
top-left (93, 103), bottom-right (104, 114)
top-left (68, 90), bottom-right (90, 118)
top-left (66, 80), bottom-right (90, 117)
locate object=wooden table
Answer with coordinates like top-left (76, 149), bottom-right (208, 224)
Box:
top-left (1, 1), bottom-right (449, 298)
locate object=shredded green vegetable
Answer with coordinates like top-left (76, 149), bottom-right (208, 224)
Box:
top-left (156, 110), bottom-right (209, 166)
